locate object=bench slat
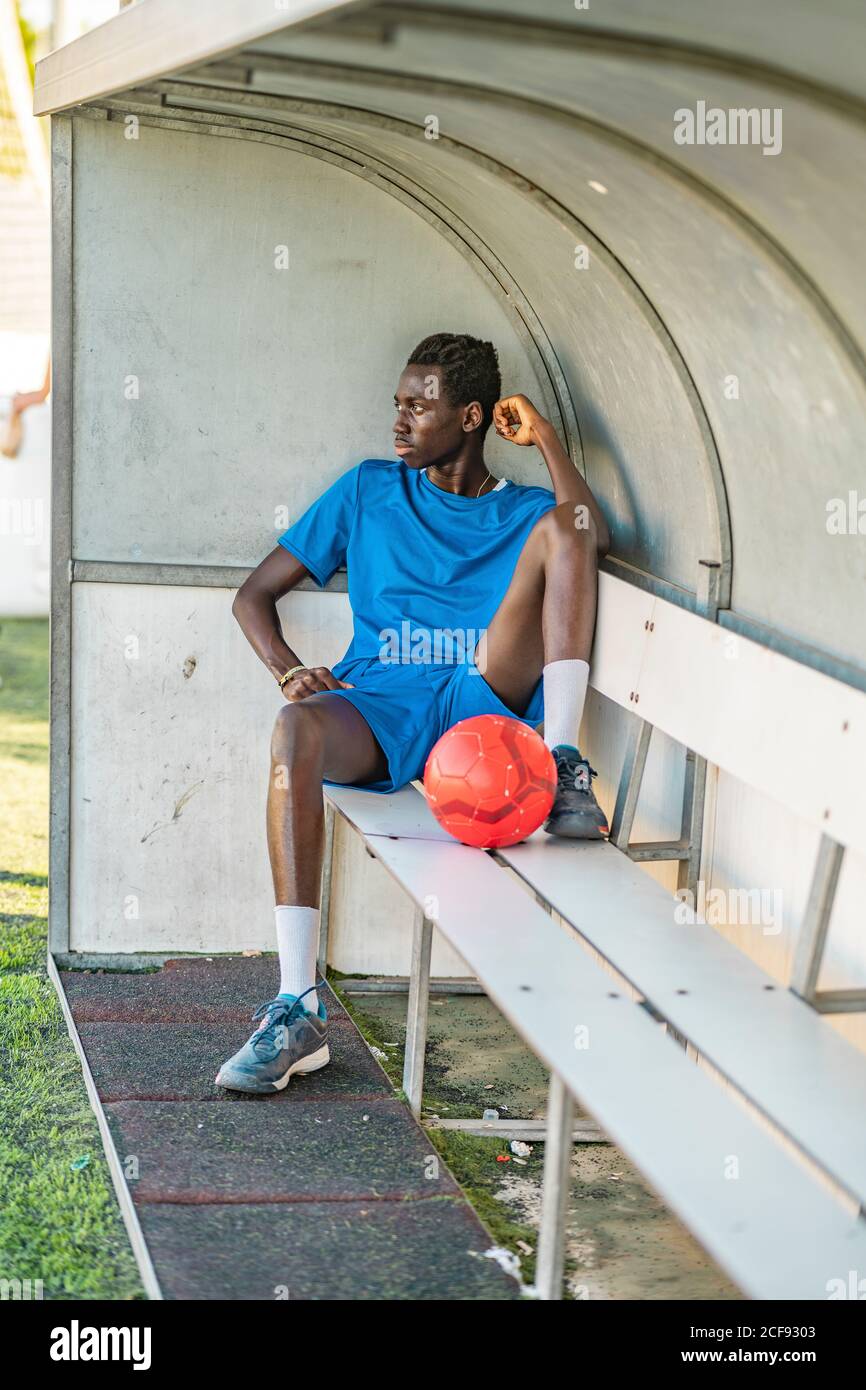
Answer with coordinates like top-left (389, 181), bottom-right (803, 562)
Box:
top-left (324, 783), bottom-right (451, 841)
top-left (593, 574), bottom-right (866, 855)
top-left (498, 831), bottom-right (866, 1210)
top-left (334, 811), bottom-right (866, 1297)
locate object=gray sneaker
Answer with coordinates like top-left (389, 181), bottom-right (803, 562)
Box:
top-left (544, 745), bottom-right (609, 840)
top-left (215, 984), bottom-right (329, 1094)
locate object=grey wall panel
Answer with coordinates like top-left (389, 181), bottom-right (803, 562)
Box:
top-left (70, 114), bottom-right (555, 568)
top-left (255, 23), bottom-right (866, 358)
top-left (68, 581), bottom-right (345, 953)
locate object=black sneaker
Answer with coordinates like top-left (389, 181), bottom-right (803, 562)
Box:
top-left (544, 744), bottom-right (609, 840)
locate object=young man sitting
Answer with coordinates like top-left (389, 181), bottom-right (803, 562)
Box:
top-left (217, 332), bottom-right (610, 1093)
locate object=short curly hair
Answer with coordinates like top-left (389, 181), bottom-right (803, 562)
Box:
top-left (406, 333), bottom-right (501, 436)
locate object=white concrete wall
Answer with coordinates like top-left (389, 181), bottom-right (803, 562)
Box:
top-left (69, 581), bottom-right (343, 954)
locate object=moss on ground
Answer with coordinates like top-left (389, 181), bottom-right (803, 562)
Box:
top-left (427, 1128), bottom-right (541, 1286)
top-left (0, 618), bottom-right (144, 1299)
top-left (327, 978), bottom-right (406, 1091)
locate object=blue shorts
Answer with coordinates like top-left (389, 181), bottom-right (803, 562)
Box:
top-left (314, 654), bottom-right (545, 794)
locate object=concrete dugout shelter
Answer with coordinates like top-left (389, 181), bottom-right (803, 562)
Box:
top-left (36, 1), bottom-right (866, 1051)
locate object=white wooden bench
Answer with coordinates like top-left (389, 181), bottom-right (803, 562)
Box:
top-left (318, 571), bottom-right (866, 1301)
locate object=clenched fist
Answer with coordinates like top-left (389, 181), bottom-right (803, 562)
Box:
top-left (492, 393), bottom-right (548, 447)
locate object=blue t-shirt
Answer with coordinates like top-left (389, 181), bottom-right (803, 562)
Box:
top-left (277, 458), bottom-right (557, 669)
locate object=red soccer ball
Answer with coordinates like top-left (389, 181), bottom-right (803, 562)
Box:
top-left (423, 714), bottom-right (557, 849)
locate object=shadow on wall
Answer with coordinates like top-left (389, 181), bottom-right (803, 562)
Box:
top-left (577, 397), bottom-right (640, 566)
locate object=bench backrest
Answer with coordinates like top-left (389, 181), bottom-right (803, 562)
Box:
top-left (592, 573), bottom-right (866, 857)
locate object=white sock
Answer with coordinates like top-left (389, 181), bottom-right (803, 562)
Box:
top-left (542, 659), bottom-right (590, 752)
top-left (274, 905), bottom-right (320, 1012)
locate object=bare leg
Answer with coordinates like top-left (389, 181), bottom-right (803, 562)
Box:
top-left (267, 695), bottom-right (389, 906)
top-left (473, 501), bottom-right (599, 713)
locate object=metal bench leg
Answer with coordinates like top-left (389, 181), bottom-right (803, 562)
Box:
top-left (403, 906), bottom-right (433, 1118)
top-left (317, 799), bottom-right (335, 978)
top-left (677, 748), bottom-right (707, 900)
top-left (611, 718), bottom-right (709, 895)
top-left (790, 834), bottom-right (844, 1002)
top-left (610, 716), bottom-right (652, 850)
top-left (536, 1071), bottom-right (574, 1300)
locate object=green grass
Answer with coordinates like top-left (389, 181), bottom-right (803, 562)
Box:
top-left (0, 618), bottom-right (144, 1299)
